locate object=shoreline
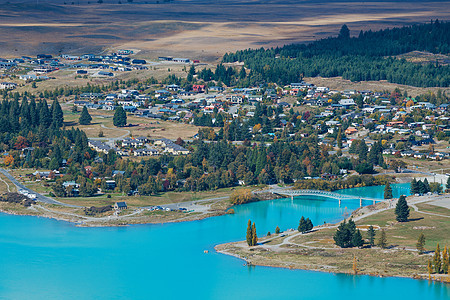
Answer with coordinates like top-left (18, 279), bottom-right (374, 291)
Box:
top-left (214, 194), bottom-right (450, 284)
top-left (0, 189), bottom-right (283, 227)
top-left (214, 246), bottom-right (445, 283)
top-left (0, 202), bottom-right (233, 227)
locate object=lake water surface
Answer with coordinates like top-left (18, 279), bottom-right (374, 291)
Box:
top-left (0, 183), bottom-right (448, 299)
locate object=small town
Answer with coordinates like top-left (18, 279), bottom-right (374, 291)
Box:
top-left (0, 8), bottom-right (448, 299)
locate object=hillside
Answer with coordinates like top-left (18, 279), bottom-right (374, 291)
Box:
top-left (0, 1), bottom-right (449, 59)
top-left (223, 21), bottom-right (450, 87)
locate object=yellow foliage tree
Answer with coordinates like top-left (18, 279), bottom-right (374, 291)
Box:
top-left (4, 155), bottom-right (14, 167)
top-left (253, 124), bottom-right (262, 133)
top-left (352, 256), bottom-right (358, 275)
top-left (230, 189), bottom-right (254, 205)
top-left (428, 259), bottom-right (433, 280)
top-left (406, 100), bottom-right (415, 108)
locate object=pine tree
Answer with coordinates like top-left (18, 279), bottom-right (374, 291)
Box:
top-left (275, 226), bottom-right (281, 234)
top-left (377, 229), bottom-right (387, 249)
top-left (337, 128), bottom-right (342, 149)
top-left (339, 24), bottom-right (350, 39)
top-left (246, 220), bottom-right (253, 246)
top-left (51, 99), bottom-right (64, 128)
top-left (334, 220), bottom-right (354, 248)
top-left (113, 106), bottom-right (127, 127)
top-left (239, 66), bottom-right (246, 79)
top-left (384, 182), bottom-right (393, 199)
top-left (79, 106), bottom-right (92, 125)
top-left (423, 178), bottom-right (431, 193)
top-left (367, 225), bottom-right (376, 247)
top-left (251, 222), bottom-right (258, 246)
top-left (442, 246), bottom-right (449, 274)
top-left (357, 140), bottom-right (368, 161)
top-left (306, 218), bottom-right (313, 231)
top-left (395, 195), bottom-right (410, 222)
top-left (411, 178), bottom-right (418, 194)
top-left (352, 229), bottom-right (364, 248)
top-left (416, 233), bottom-right (426, 254)
top-left (298, 216), bottom-right (306, 233)
top-left (433, 243), bottom-right (442, 274)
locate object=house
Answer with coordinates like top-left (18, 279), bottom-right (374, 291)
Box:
top-left (121, 137), bottom-right (144, 148)
top-left (0, 82), bottom-right (17, 90)
top-left (132, 59), bottom-right (146, 64)
top-left (165, 144), bottom-right (190, 155)
top-left (166, 84), bottom-right (180, 91)
top-left (173, 58), bottom-right (190, 63)
top-left (133, 148), bottom-right (158, 156)
top-left (345, 127), bottom-right (358, 135)
top-left (97, 71), bottom-right (114, 77)
top-left (154, 138), bottom-right (174, 148)
top-left (114, 202), bottom-right (128, 210)
top-left (193, 85), bottom-right (205, 93)
top-left (339, 98), bottom-right (356, 106)
top-left (105, 180), bottom-right (116, 190)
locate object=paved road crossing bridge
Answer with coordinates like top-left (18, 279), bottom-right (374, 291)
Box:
top-left (259, 189), bottom-right (385, 207)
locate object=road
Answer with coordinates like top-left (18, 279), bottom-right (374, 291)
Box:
top-left (143, 196), bottom-right (230, 213)
top-left (0, 168), bottom-right (79, 208)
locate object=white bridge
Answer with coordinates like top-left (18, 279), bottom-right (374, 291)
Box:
top-left (258, 188), bottom-right (385, 206)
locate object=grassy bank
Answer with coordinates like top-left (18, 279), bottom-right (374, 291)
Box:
top-left (216, 195), bottom-right (450, 282)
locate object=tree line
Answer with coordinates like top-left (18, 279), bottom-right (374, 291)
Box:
top-left (222, 21), bottom-right (450, 87)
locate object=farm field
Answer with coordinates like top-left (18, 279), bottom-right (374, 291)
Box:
top-left (0, 1), bottom-right (448, 60)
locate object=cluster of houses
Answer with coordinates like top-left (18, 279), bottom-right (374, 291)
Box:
top-left (0, 51), bottom-right (205, 85)
top-left (88, 137), bottom-right (189, 157)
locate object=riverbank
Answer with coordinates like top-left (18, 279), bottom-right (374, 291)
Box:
top-left (0, 189), bottom-right (284, 226)
top-left (215, 194), bottom-right (450, 283)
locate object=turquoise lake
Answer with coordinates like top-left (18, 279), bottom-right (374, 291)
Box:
top-left (0, 183), bottom-right (448, 299)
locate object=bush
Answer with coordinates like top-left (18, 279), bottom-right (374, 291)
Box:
top-left (230, 189), bottom-right (254, 205)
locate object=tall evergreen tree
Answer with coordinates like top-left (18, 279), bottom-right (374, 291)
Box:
top-left (337, 128), bottom-right (342, 149)
top-left (246, 220), bottom-right (253, 246)
top-left (305, 218), bottom-right (313, 231)
top-left (334, 220), bottom-right (352, 248)
top-left (395, 195), bottom-right (410, 222)
top-left (79, 106), bottom-right (92, 125)
top-left (416, 233), bottom-right (426, 254)
top-left (239, 66), bottom-right (246, 79)
top-left (367, 225), bottom-right (376, 247)
top-left (411, 178), bottom-right (418, 194)
top-left (352, 229), bottom-right (364, 248)
top-left (39, 100), bottom-right (51, 128)
top-left (423, 178), bottom-right (431, 193)
top-left (51, 99), bottom-right (64, 128)
top-left (338, 24), bottom-right (350, 39)
top-left (113, 106), bottom-right (127, 127)
top-left (377, 229), bottom-right (388, 249)
top-left (384, 182), bottom-right (393, 199)
top-left (298, 216), bottom-right (306, 233)
top-left (357, 140), bottom-right (368, 161)
top-left (251, 222), bottom-right (258, 246)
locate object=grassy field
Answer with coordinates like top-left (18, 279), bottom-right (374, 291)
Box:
top-left (1, 1), bottom-right (449, 61)
top-left (62, 108), bottom-right (200, 140)
top-left (0, 173), bottom-right (16, 194)
top-left (45, 186), bottom-right (252, 208)
top-left (216, 198), bottom-right (450, 280)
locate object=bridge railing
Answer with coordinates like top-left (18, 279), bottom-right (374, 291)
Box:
top-left (262, 188), bottom-right (383, 202)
